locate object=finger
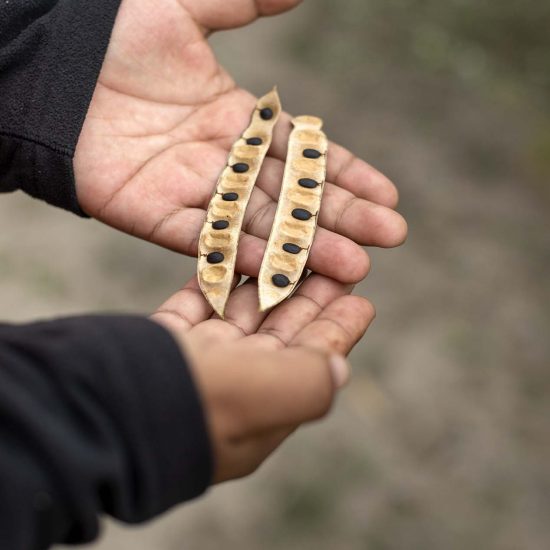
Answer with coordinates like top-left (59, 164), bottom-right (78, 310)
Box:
top-left (184, 0), bottom-right (304, 33)
top-left (247, 274), bottom-right (353, 348)
top-left (291, 295), bottom-right (376, 356)
top-left (152, 274), bottom-right (240, 331)
top-left (253, 157), bottom-right (408, 247)
top-left (152, 207), bottom-right (370, 284)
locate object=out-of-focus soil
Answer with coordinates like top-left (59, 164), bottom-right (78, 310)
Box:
top-left (1, 3), bottom-right (547, 550)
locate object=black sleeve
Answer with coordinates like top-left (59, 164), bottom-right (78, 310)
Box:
top-left (0, 0), bottom-right (122, 215)
top-left (0, 316), bottom-right (213, 550)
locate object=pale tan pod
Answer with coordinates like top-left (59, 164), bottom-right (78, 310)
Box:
top-left (198, 88), bottom-right (282, 317)
top-left (258, 115), bottom-right (328, 311)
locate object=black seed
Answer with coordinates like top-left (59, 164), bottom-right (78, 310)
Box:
top-left (283, 243), bottom-right (302, 254)
top-left (212, 220), bottom-right (229, 230)
top-left (272, 274), bottom-right (290, 288)
top-left (292, 208), bottom-right (313, 221)
top-left (298, 178), bottom-right (319, 189)
top-left (206, 252), bottom-right (224, 264)
top-left (259, 108), bottom-right (274, 120)
top-left (303, 148), bottom-right (322, 159)
top-left (222, 192), bottom-right (239, 201)
top-left (232, 163), bottom-right (249, 173)
top-left (246, 137), bottom-right (263, 146)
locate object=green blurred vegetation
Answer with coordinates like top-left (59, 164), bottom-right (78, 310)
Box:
top-left (290, 0), bottom-right (550, 187)
top-left (292, 0), bottom-right (550, 105)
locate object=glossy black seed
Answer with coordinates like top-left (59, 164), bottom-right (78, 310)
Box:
top-left (283, 243), bottom-right (302, 254)
top-left (298, 178), bottom-right (319, 189)
top-left (272, 274), bottom-right (290, 288)
top-left (292, 208), bottom-right (313, 221)
top-left (206, 252), bottom-right (224, 264)
top-left (259, 108), bottom-right (274, 120)
top-left (232, 163), bottom-right (249, 173)
top-left (246, 137), bottom-right (263, 146)
top-left (222, 192), bottom-right (239, 201)
top-left (212, 220), bottom-right (229, 230)
top-left (303, 148), bottom-right (322, 159)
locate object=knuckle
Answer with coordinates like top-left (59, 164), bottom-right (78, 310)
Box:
top-left (325, 329), bottom-right (350, 355)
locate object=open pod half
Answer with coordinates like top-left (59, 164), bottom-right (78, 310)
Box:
top-left (258, 115), bottom-right (328, 311)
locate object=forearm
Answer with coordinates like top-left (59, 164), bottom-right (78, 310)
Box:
top-left (0, 315), bottom-right (212, 549)
top-left (0, 0), bottom-right (121, 214)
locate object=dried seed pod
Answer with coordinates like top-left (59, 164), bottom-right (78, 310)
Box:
top-left (198, 88), bottom-right (282, 317)
top-left (258, 115), bottom-right (328, 311)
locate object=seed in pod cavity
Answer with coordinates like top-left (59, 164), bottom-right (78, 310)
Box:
top-left (303, 148), bottom-right (322, 159)
top-left (206, 252), bottom-right (225, 264)
top-left (222, 192), bottom-right (239, 201)
top-left (246, 137), bottom-right (263, 146)
top-left (298, 178), bottom-right (319, 189)
top-left (292, 208), bottom-right (313, 221)
top-left (260, 108), bottom-right (274, 120)
top-left (272, 274), bottom-right (290, 288)
top-left (212, 220), bottom-right (230, 230)
top-left (282, 243), bottom-right (302, 254)
top-left (232, 163), bottom-right (249, 173)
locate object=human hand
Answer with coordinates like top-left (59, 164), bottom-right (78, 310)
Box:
top-left (151, 272), bottom-right (375, 482)
top-left (74, 0), bottom-right (407, 285)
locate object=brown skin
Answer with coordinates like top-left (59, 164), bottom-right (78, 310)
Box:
top-left (152, 273), bottom-right (375, 483)
top-left (73, 0), bottom-right (402, 483)
top-left (74, 0), bottom-right (407, 284)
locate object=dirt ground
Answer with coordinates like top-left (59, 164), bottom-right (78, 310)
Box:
top-left (2, 3), bottom-right (548, 550)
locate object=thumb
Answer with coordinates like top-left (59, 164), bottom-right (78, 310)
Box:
top-left (221, 345), bottom-right (351, 434)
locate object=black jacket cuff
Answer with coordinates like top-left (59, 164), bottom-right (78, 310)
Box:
top-left (0, 0), bottom-right (123, 215)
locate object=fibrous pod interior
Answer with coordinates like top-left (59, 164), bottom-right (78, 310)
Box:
top-left (198, 88), bottom-right (281, 317)
top-left (258, 115), bottom-right (328, 311)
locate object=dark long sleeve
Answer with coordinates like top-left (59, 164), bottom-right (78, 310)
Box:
top-left (0, 0), bottom-right (122, 215)
top-left (0, 316), bottom-right (213, 549)
top-left (0, 5), bottom-right (213, 548)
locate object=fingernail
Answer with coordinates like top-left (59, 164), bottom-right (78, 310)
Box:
top-left (329, 355), bottom-right (351, 388)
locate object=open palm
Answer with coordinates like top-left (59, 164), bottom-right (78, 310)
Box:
top-left (152, 270), bottom-right (375, 482)
top-left (74, 0), bottom-right (407, 284)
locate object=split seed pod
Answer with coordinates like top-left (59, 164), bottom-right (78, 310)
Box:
top-left (198, 88), bottom-right (281, 317)
top-left (258, 115), bottom-right (328, 311)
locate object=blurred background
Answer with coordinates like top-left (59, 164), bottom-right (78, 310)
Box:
top-left (2, 1), bottom-right (548, 549)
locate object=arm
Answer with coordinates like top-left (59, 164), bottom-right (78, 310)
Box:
top-left (0, 315), bottom-right (211, 549)
top-left (0, 0), bottom-right (122, 213)
top-left (0, 272), bottom-right (372, 550)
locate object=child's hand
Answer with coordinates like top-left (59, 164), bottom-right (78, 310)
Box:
top-left (74, 0), bottom-right (407, 286)
top-left (151, 273), bottom-right (375, 482)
